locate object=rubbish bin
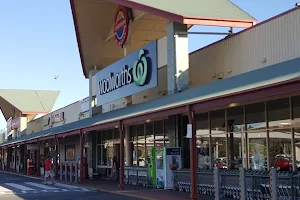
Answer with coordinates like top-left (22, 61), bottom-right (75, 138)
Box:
top-left (27, 159), bottom-right (33, 175)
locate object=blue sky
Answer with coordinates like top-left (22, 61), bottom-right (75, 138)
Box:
top-left (0, 0), bottom-right (298, 129)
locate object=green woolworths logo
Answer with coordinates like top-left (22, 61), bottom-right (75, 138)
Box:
top-left (133, 49), bottom-right (148, 86)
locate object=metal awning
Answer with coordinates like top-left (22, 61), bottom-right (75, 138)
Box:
top-left (1, 57), bottom-right (300, 147)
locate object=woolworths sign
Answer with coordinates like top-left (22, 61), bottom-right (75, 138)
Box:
top-left (96, 41), bottom-right (158, 106)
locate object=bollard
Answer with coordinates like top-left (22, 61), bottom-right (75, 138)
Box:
top-left (75, 163), bottom-right (78, 183)
top-left (60, 162), bottom-right (62, 181)
top-left (239, 168), bottom-right (246, 200)
top-left (65, 163), bottom-right (68, 181)
top-left (270, 168), bottom-right (278, 200)
top-left (214, 167), bottom-right (220, 200)
top-left (70, 163), bottom-right (73, 183)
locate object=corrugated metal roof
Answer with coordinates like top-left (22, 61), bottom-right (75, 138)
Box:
top-left (1, 57), bottom-right (300, 146)
top-left (0, 90), bottom-right (60, 113)
top-left (129, 0), bottom-right (256, 21)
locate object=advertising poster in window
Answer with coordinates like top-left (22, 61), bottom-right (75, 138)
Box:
top-left (156, 148), bottom-right (164, 189)
top-left (163, 147), bottom-right (182, 189)
top-left (65, 145), bottom-right (75, 161)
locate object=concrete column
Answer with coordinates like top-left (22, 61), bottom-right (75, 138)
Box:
top-left (20, 115), bottom-right (27, 138)
top-left (89, 70), bottom-right (99, 117)
top-left (187, 107), bottom-right (197, 200)
top-left (80, 132), bottom-right (85, 184)
top-left (167, 21), bottom-right (189, 95)
top-left (37, 141), bottom-right (40, 176)
top-left (125, 126), bottom-right (133, 166)
top-left (24, 143), bottom-right (27, 174)
top-left (119, 124), bottom-right (125, 190)
top-left (14, 145), bottom-right (17, 172)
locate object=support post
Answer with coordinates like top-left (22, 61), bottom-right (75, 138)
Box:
top-left (55, 136), bottom-right (59, 179)
top-left (214, 167), bottom-right (220, 200)
top-left (14, 145), bottom-right (17, 172)
top-left (239, 168), bottom-right (246, 200)
top-left (0, 148), bottom-right (3, 170)
top-left (70, 163), bottom-right (73, 183)
top-left (80, 130), bottom-right (85, 184)
top-left (37, 140), bottom-right (40, 177)
top-left (75, 162), bottom-right (78, 183)
top-left (119, 121), bottom-right (125, 190)
top-left (6, 147), bottom-right (10, 171)
top-left (60, 162), bottom-right (62, 181)
top-left (187, 105), bottom-right (197, 200)
top-left (24, 142), bottom-right (27, 174)
top-left (65, 163), bottom-right (68, 181)
top-left (270, 168), bottom-right (278, 200)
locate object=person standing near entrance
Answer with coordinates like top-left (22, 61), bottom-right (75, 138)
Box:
top-left (112, 156), bottom-right (119, 182)
top-left (44, 154), bottom-right (54, 184)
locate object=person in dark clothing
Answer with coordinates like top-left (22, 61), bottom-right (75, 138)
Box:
top-left (112, 156), bottom-right (119, 182)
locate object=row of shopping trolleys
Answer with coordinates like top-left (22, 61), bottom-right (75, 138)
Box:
top-left (175, 182), bottom-right (300, 199)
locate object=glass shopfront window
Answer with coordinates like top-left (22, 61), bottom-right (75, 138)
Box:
top-left (268, 98), bottom-right (291, 129)
top-left (210, 109), bottom-right (227, 168)
top-left (96, 130), bottom-right (115, 166)
top-left (246, 102), bottom-right (267, 170)
top-left (293, 96), bottom-right (300, 171)
top-left (246, 102), bottom-right (266, 131)
top-left (145, 122), bottom-right (154, 167)
top-left (137, 124), bottom-right (145, 166)
top-left (227, 106), bottom-right (244, 169)
top-left (195, 112), bottom-right (210, 169)
top-left (267, 98), bottom-right (292, 171)
top-left (154, 120), bottom-right (164, 148)
top-left (125, 120), bottom-right (167, 167)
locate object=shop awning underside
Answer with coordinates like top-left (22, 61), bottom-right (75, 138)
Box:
top-left (0, 89), bottom-right (60, 120)
top-left (1, 57), bottom-right (300, 147)
top-left (71, 0), bottom-right (257, 77)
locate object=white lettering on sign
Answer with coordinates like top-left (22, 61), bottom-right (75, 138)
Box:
top-left (98, 65), bottom-right (133, 95)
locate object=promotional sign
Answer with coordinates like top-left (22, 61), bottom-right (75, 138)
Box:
top-left (11, 117), bottom-right (20, 130)
top-left (114, 5), bottom-right (132, 47)
top-left (96, 40), bottom-right (158, 106)
top-left (147, 148), bottom-right (156, 187)
top-left (156, 148), bottom-right (165, 189)
top-left (51, 112), bottom-right (64, 124)
top-left (164, 147), bottom-right (182, 189)
top-left (6, 117), bottom-right (12, 132)
top-left (186, 124), bottom-right (192, 138)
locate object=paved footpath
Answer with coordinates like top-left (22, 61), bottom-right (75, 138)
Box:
top-left (0, 171), bottom-right (141, 200)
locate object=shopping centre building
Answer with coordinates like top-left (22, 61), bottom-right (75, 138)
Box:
top-left (1, 1), bottom-right (300, 199)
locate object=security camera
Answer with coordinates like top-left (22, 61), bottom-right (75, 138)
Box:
top-left (296, 2), bottom-right (300, 7)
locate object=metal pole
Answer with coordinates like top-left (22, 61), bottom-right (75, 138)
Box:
top-left (37, 140), bottom-right (40, 177)
top-left (24, 142), bottom-right (27, 174)
top-left (14, 145), bottom-right (17, 172)
top-left (80, 131), bottom-right (85, 184)
top-left (187, 105), bottom-right (197, 200)
top-left (55, 136), bottom-right (59, 179)
top-left (239, 168), bottom-right (246, 200)
top-left (175, 31), bottom-right (232, 36)
top-left (119, 122), bottom-right (125, 190)
top-left (270, 168), bottom-right (278, 200)
top-left (214, 167), bottom-right (220, 200)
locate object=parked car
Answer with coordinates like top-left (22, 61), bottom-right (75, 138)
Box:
top-left (215, 159), bottom-right (227, 169)
top-left (274, 156), bottom-right (292, 171)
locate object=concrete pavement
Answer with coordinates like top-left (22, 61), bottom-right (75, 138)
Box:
top-left (0, 172), bottom-right (141, 200)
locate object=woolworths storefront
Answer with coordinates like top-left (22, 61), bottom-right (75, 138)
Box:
top-left (2, 1), bottom-right (300, 199)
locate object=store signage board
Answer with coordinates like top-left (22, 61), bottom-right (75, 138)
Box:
top-left (96, 40), bottom-right (158, 106)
